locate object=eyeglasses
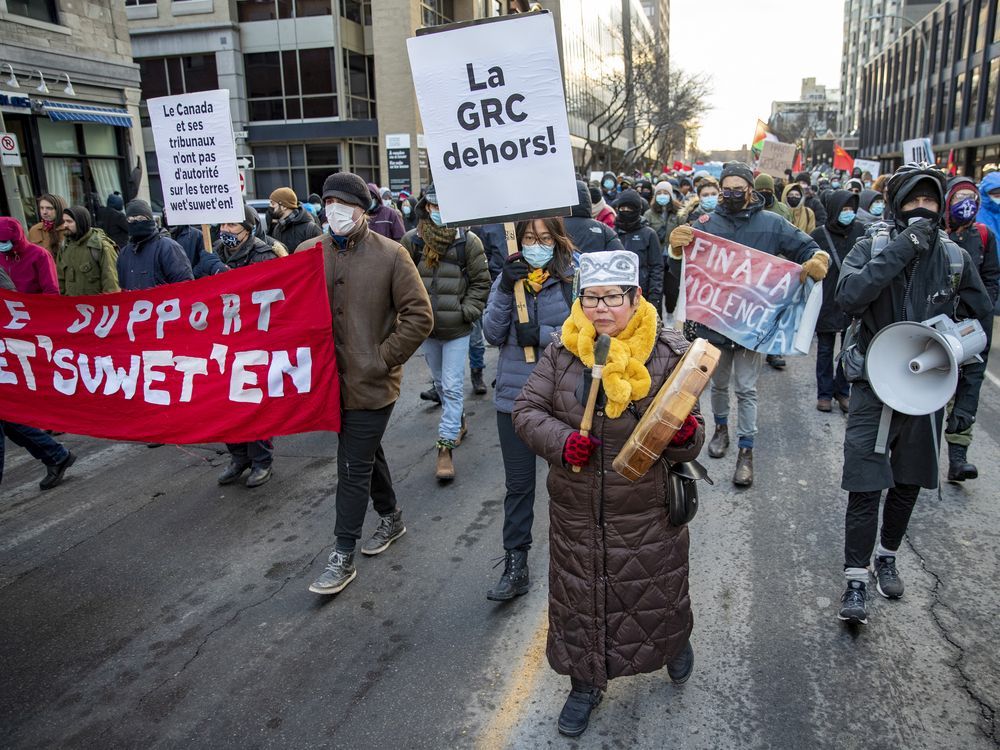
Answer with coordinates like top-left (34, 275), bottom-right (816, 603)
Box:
top-left (721, 189), bottom-right (745, 199)
top-left (579, 293), bottom-right (627, 308)
top-left (522, 233), bottom-right (554, 245)
top-left (126, 215), bottom-right (151, 223)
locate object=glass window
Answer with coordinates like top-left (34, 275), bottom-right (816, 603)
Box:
top-left (995, 7), bottom-right (1000, 43)
top-left (290, 145), bottom-right (306, 167)
top-left (985, 57), bottom-right (999, 123)
top-left (139, 59), bottom-right (169, 100)
top-left (952, 73), bottom-right (965, 129)
top-left (237, 0), bottom-right (276, 22)
top-left (306, 143), bottom-right (341, 165)
top-left (277, 0), bottom-right (294, 18)
top-left (282, 51), bottom-right (300, 96)
top-left (300, 48), bottom-right (335, 95)
top-left (83, 125), bottom-right (117, 156)
top-left (285, 98), bottom-right (302, 119)
top-left (253, 145), bottom-right (289, 168)
top-left (165, 57), bottom-right (183, 95)
top-left (8, 0), bottom-right (60, 22)
top-left (44, 158), bottom-right (85, 206)
top-left (967, 67), bottom-right (981, 126)
top-left (125, 0), bottom-right (157, 5)
top-left (183, 54), bottom-right (218, 92)
top-left (245, 52), bottom-right (283, 98)
top-left (39, 119), bottom-right (78, 155)
top-left (298, 0), bottom-right (333, 16)
top-left (302, 97), bottom-right (336, 118)
top-left (976, 3), bottom-right (989, 52)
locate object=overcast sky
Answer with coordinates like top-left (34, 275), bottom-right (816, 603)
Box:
top-left (670, 0), bottom-right (846, 151)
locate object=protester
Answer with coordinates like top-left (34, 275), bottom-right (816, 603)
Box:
top-left (845, 178), bottom-right (864, 195)
top-left (835, 163), bottom-right (992, 625)
top-left (754, 173), bottom-right (792, 222)
top-left (99, 192), bottom-right (130, 250)
top-left (27, 193), bottom-right (66, 258)
top-left (635, 178), bottom-right (655, 208)
top-left (397, 190), bottom-right (418, 232)
top-left (669, 161), bottom-right (826, 486)
top-left (512, 249), bottom-right (704, 738)
top-left (307, 192), bottom-right (324, 224)
top-left (793, 171), bottom-right (828, 225)
top-left (116, 200), bottom-right (194, 290)
top-left (401, 184), bottom-right (491, 481)
top-left (600, 171), bottom-right (618, 203)
top-left (978, 171), bottom-right (1000, 239)
top-left (855, 189), bottom-right (885, 225)
top-left (267, 188), bottom-right (322, 253)
top-left (681, 177), bottom-right (719, 223)
top-left (304, 171), bottom-right (433, 596)
top-left (0, 241), bottom-right (75, 491)
top-left (365, 182), bottom-right (406, 241)
top-left (564, 180), bottom-right (624, 254)
top-left (612, 189), bottom-right (664, 312)
top-left (0, 216), bottom-right (59, 294)
top-left (942, 175), bottom-right (999, 481)
top-left (644, 180), bottom-right (681, 247)
top-left (810, 190), bottom-right (864, 413)
top-left (781, 182), bottom-right (817, 234)
top-left (57, 206), bottom-right (120, 295)
top-left (481, 217), bottom-right (574, 602)
top-left (590, 184), bottom-right (616, 228)
top-left (161, 209), bottom-right (228, 278)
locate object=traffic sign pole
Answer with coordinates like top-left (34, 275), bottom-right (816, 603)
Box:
top-left (0, 110), bottom-right (26, 226)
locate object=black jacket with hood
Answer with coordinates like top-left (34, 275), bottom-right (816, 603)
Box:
top-left (270, 205), bottom-right (322, 253)
top-left (810, 190), bottom-right (865, 333)
top-left (613, 189), bottom-right (663, 312)
top-left (855, 189), bottom-right (884, 225)
top-left (564, 180), bottom-right (625, 254)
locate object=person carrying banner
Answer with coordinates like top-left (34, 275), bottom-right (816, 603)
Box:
top-left (668, 161), bottom-right (826, 487)
top-left (56, 206), bottom-right (120, 295)
top-left (512, 249), bottom-right (704, 738)
top-left (304, 171), bottom-right (433, 596)
top-left (268, 187), bottom-right (322, 253)
top-left (611, 189), bottom-right (664, 313)
top-left (211, 204), bottom-right (284, 489)
top-left (810, 189), bottom-right (865, 413)
top-left (941, 175), bottom-right (999, 481)
top-left (834, 163), bottom-right (993, 625)
top-left (401, 184), bottom-right (491, 481)
top-left (0, 216), bottom-right (59, 294)
top-left (0, 237), bottom-right (76, 491)
top-left (27, 193), bottom-right (67, 258)
top-left (481, 217), bottom-right (575, 602)
top-left (116, 200), bottom-right (194, 291)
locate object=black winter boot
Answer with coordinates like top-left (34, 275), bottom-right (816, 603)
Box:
top-left (667, 640), bottom-right (695, 684)
top-left (486, 548), bottom-right (529, 601)
top-left (707, 425), bottom-right (729, 458)
top-left (557, 679), bottom-right (603, 737)
top-left (471, 368), bottom-right (487, 395)
top-left (947, 443), bottom-right (978, 482)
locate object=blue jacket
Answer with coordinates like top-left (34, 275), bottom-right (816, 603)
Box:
top-left (482, 271), bottom-right (572, 412)
top-left (978, 172), bottom-right (1000, 241)
top-left (117, 230), bottom-right (194, 290)
top-left (171, 225), bottom-right (228, 279)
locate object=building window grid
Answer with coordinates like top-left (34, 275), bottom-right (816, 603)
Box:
top-left (342, 50), bottom-right (376, 120)
top-left (138, 55), bottom-right (219, 125)
top-left (244, 49), bottom-right (338, 122)
top-left (340, 0), bottom-right (372, 24)
top-left (236, 0), bottom-right (332, 22)
top-left (420, 0), bottom-right (454, 27)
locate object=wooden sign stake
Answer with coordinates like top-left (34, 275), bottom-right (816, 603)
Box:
top-left (504, 221), bottom-right (535, 363)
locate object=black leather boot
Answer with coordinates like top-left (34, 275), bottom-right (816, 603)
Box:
top-left (733, 448), bottom-right (753, 487)
top-left (486, 548), bottom-right (529, 601)
top-left (667, 640), bottom-right (695, 684)
top-left (947, 443), bottom-right (978, 481)
top-left (707, 425), bottom-right (729, 458)
top-left (557, 679), bottom-right (603, 737)
top-left (471, 368), bottom-right (487, 395)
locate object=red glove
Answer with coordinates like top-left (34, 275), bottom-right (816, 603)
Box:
top-left (563, 432), bottom-right (601, 467)
top-left (670, 414), bottom-right (699, 446)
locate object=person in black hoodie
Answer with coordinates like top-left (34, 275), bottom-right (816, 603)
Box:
top-left (612, 189), bottom-right (663, 312)
top-left (794, 171), bottom-right (829, 225)
top-left (268, 188), bottom-right (322, 253)
top-left (564, 180), bottom-right (624, 255)
top-left (810, 190), bottom-right (865, 414)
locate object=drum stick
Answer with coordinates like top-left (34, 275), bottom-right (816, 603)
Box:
top-left (573, 334), bottom-right (611, 473)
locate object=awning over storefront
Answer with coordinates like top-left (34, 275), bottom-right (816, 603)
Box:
top-left (43, 101), bottom-right (133, 128)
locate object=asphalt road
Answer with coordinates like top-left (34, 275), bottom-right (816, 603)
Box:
top-left (1, 342), bottom-right (998, 749)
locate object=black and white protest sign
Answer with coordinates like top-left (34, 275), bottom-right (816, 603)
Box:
top-left (149, 89), bottom-right (242, 226)
top-left (386, 133), bottom-right (412, 194)
top-left (406, 12), bottom-right (577, 226)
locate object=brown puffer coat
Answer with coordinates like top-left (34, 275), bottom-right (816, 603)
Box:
top-left (512, 328), bottom-right (705, 689)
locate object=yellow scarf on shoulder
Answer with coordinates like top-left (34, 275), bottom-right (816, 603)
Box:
top-left (561, 298), bottom-right (658, 418)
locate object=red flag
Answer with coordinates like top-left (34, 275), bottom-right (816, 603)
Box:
top-left (833, 142), bottom-right (854, 172)
top-left (946, 149), bottom-right (957, 176)
top-left (672, 160), bottom-right (684, 171)
top-left (792, 150), bottom-right (803, 174)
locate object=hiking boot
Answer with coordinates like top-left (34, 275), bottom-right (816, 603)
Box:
top-left (455, 414), bottom-right (468, 447)
top-left (486, 548), bottom-right (530, 601)
top-left (838, 580), bottom-right (868, 624)
top-left (40, 451), bottom-right (75, 491)
top-left (361, 509), bottom-right (406, 556)
top-left (246, 466), bottom-right (272, 488)
top-left (835, 394), bottom-right (851, 413)
top-left (471, 368), bottom-right (487, 395)
top-left (947, 443), bottom-right (978, 482)
top-left (308, 550), bottom-right (357, 595)
top-left (732, 448), bottom-right (753, 487)
top-left (557, 679), bottom-right (603, 737)
top-left (707, 425), bottom-right (729, 458)
top-left (766, 354), bottom-right (786, 369)
top-left (667, 640), bottom-right (694, 684)
top-left (873, 555), bottom-right (904, 599)
top-left (419, 386), bottom-right (441, 404)
top-left (817, 398), bottom-right (832, 412)
top-left (218, 461), bottom-right (250, 486)
top-left (436, 443), bottom-right (455, 481)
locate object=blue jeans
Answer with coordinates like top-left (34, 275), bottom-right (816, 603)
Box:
top-left (469, 318), bottom-right (485, 370)
top-left (1, 421), bottom-right (69, 485)
top-left (422, 335), bottom-right (470, 442)
top-left (816, 330), bottom-right (849, 400)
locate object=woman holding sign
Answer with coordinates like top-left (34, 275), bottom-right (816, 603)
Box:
top-left (512, 250), bottom-right (704, 738)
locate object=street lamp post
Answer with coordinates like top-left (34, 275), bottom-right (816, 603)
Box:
top-left (866, 13), bottom-right (931, 153)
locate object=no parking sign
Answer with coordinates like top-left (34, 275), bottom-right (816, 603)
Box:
top-left (0, 132), bottom-right (22, 167)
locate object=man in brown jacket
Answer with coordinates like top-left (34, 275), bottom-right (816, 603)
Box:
top-left (301, 171), bottom-right (433, 596)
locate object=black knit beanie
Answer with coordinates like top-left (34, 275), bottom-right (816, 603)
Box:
top-left (720, 161), bottom-right (754, 189)
top-left (126, 199), bottom-right (154, 220)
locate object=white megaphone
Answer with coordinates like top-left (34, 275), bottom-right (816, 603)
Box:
top-left (865, 314), bottom-right (988, 416)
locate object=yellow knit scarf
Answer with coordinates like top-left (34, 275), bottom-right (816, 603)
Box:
top-left (561, 298), bottom-right (658, 418)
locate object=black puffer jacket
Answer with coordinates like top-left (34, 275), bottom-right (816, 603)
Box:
top-left (401, 226), bottom-right (491, 340)
top-left (270, 206), bottom-right (322, 254)
top-left (564, 180), bottom-right (624, 254)
top-left (214, 235), bottom-right (278, 269)
top-left (811, 190), bottom-right (865, 333)
top-left (615, 219), bottom-right (663, 312)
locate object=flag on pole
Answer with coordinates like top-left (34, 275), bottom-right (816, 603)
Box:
top-left (751, 120), bottom-right (771, 157)
top-left (833, 142), bottom-right (854, 172)
top-left (946, 149), bottom-right (957, 176)
top-left (792, 150), bottom-right (803, 174)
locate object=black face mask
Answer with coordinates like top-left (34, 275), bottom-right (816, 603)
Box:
top-left (722, 193), bottom-right (746, 212)
top-left (786, 195), bottom-right (802, 208)
top-left (617, 209), bottom-right (640, 229)
top-left (899, 206), bottom-right (939, 225)
top-left (127, 219), bottom-right (157, 240)
top-left (761, 191), bottom-right (775, 208)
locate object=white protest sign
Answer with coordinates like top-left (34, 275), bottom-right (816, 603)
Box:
top-left (406, 12), bottom-right (577, 226)
top-left (756, 140), bottom-right (796, 178)
top-left (148, 89), bottom-right (242, 225)
top-left (902, 138), bottom-right (934, 165)
top-left (853, 158), bottom-right (880, 178)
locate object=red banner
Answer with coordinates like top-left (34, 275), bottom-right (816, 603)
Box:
top-left (0, 247), bottom-right (340, 443)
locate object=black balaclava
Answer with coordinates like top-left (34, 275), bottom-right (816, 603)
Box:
top-left (125, 200), bottom-right (158, 242)
top-left (614, 189), bottom-right (643, 231)
top-left (898, 179), bottom-right (942, 226)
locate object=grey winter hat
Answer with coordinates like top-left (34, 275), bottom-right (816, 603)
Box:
top-left (125, 199), bottom-right (154, 220)
top-left (321, 172), bottom-right (371, 209)
top-left (720, 161), bottom-right (754, 188)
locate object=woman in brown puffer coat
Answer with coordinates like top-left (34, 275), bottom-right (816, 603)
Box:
top-left (512, 249), bottom-right (705, 738)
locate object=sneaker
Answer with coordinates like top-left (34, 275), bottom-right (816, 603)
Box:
top-left (557, 680), bottom-right (603, 737)
top-left (361, 510), bottom-right (406, 556)
top-left (838, 580), bottom-right (868, 624)
top-left (40, 451), bottom-right (75, 491)
top-left (667, 641), bottom-right (694, 684)
top-left (873, 555), bottom-right (904, 599)
top-left (308, 550), bottom-right (357, 595)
